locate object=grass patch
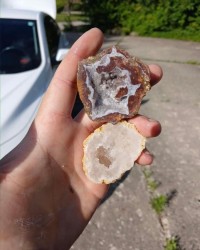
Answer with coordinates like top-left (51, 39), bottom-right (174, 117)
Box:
top-left (148, 179), bottom-right (159, 191)
top-left (143, 169), bottom-right (159, 192)
top-left (143, 168), bottom-right (152, 179)
top-left (164, 237), bottom-right (181, 250)
top-left (186, 60), bottom-right (200, 65)
top-left (151, 195), bottom-right (167, 214)
top-left (146, 30), bottom-right (200, 42)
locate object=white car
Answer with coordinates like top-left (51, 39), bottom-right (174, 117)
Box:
top-left (0, 4), bottom-right (70, 159)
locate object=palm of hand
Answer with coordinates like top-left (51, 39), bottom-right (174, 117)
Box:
top-left (1, 117), bottom-right (107, 250)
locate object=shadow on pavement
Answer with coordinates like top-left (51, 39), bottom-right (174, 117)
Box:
top-left (101, 170), bottom-right (131, 204)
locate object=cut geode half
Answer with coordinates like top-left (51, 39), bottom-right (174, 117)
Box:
top-left (77, 46), bottom-right (151, 123)
top-left (83, 121), bottom-right (145, 184)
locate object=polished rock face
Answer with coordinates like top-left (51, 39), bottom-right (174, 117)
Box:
top-left (77, 46), bottom-right (151, 123)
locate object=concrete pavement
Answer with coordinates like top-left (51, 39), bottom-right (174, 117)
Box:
top-left (70, 34), bottom-right (200, 250)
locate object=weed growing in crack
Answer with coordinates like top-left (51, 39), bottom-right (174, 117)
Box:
top-left (143, 168), bottom-right (160, 192)
top-left (151, 195), bottom-right (167, 214)
top-left (148, 179), bottom-right (159, 192)
top-left (186, 60), bottom-right (200, 65)
top-left (142, 167), bottom-right (183, 249)
top-left (164, 236), bottom-right (184, 250)
top-left (164, 237), bottom-right (178, 250)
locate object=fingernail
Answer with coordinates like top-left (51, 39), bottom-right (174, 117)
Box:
top-left (146, 117), bottom-right (157, 123)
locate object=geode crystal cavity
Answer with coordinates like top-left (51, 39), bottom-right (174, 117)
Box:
top-left (77, 46), bottom-right (150, 123)
top-left (83, 121), bottom-right (145, 184)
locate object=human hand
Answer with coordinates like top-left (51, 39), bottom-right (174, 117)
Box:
top-left (0, 28), bottom-right (162, 250)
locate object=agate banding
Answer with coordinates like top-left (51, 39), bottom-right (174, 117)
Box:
top-left (77, 46), bottom-right (151, 123)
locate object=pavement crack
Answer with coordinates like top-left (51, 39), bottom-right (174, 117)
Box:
top-left (142, 167), bottom-right (185, 250)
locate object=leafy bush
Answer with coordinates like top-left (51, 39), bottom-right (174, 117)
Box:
top-left (70, 2), bottom-right (83, 11)
top-left (82, 0), bottom-right (122, 32)
top-left (118, 0), bottom-right (200, 35)
top-left (56, 0), bottom-right (67, 13)
top-left (81, 0), bottom-right (200, 39)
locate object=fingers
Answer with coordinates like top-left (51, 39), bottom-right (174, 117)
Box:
top-left (38, 28), bottom-right (104, 119)
top-left (133, 64), bottom-right (163, 165)
top-left (136, 149), bottom-right (154, 165)
top-left (129, 115), bottom-right (161, 138)
top-left (149, 64), bottom-right (163, 86)
top-left (76, 113), bottom-right (161, 166)
top-left (76, 112), bottom-right (161, 141)
top-left (129, 115), bottom-right (161, 165)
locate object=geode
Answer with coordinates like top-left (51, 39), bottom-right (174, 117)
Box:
top-left (77, 46), bottom-right (151, 123)
top-left (83, 121), bottom-right (145, 184)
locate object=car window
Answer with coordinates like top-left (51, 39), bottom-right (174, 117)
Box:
top-left (44, 15), bottom-right (60, 65)
top-left (0, 19), bottom-right (41, 74)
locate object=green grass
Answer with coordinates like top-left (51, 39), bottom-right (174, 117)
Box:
top-left (143, 169), bottom-right (159, 192)
top-left (143, 170), bottom-right (181, 249)
top-left (143, 168), bottom-right (152, 179)
top-left (164, 238), bottom-right (179, 250)
top-left (146, 29), bottom-right (200, 42)
top-left (148, 179), bottom-right (159, 191)
top-left (186, 60), bottom-right (200, 65)
top-left (151, 195), bottom-right (167, 214)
